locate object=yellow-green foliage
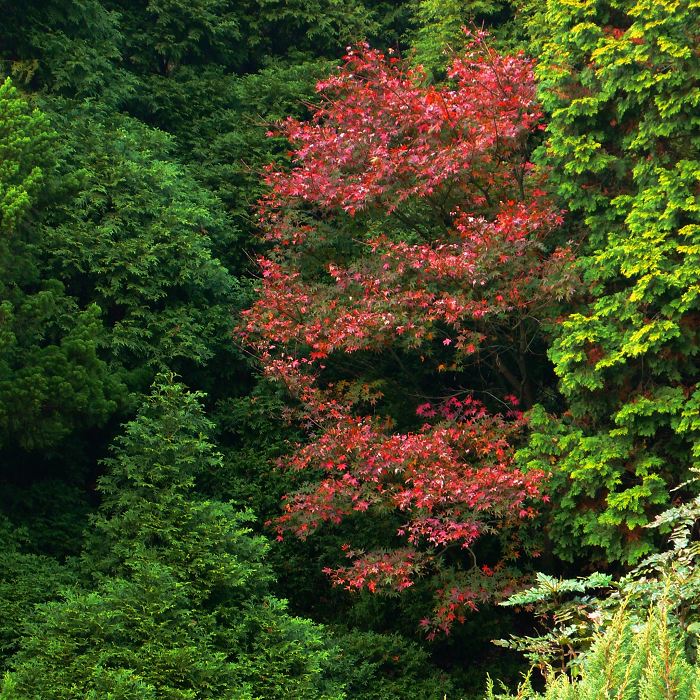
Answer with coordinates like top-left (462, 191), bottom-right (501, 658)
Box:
top-left (0, 78), bottom-right (50, 232)
top-left (520, 0), bottom-right (700, 564)
top-left (487, 606), bottom-right (700, 699)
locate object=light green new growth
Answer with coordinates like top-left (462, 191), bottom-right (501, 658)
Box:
top-left (487, 605), bottom-right (700, 699)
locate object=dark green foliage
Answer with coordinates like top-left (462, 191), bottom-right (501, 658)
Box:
top-left (0, 480), bottom-right (92, 559)
top-left (42, 102), bottom-right (242, 377)
top-left (0, 517), bottom-right (73, 672)
top-left (409, 0), bottom-right (508, 74)
top-left (110, 0), bottom-right (378, 78)
top-left (0, 296), bottom-right (118, 451)
top-left (327, 628), bottom-right (455, 699)
top-left (0, 78), bottom-right (119, 451)
top-left (207, 384), bottom-right (300, 514)
top-left (185, 60), bottom-right (333, 219)
top-left (0, 0), bottom-right (123, 98)
top-left (109, 0), bottom-right (243, 73)
top-left (1, 377), bottom-right (341, 699)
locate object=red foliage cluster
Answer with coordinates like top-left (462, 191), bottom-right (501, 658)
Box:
top-left (241, 35), bottom-right (570, 633)
top-left (261, 38), bottom-right (541, 219)
top-left (324, 548), bottom-right (431, 594)
top-left (274, 398), bottom-right (542, 544)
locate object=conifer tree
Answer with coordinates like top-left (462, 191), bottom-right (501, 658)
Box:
top-left (0, 78), bottom-right (117, 451)
top-left (519, 0), bottom-right (700, 564)
top-left (1, 376), bottom-right (341, 700)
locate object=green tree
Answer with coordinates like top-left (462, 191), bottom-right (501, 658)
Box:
top-left (0, 517), bottom-right (73, 672)
top-left (409, 0), bottom-right (512, 75)
top-left (0, 0), bottom-right (124, 99)
top-left (41, 103), bottom-right (243, 383)
top-left (0, 78), bottom-right (118, 451)
top-left (326, 628), bottom-right (455, 700)
top-left (1, 376), bottom-right (342, 699)
top-left (519, 0), bottom-right (700, 564)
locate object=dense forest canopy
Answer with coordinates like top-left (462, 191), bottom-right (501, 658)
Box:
top-left (0, 0), bottom-right (698, 698)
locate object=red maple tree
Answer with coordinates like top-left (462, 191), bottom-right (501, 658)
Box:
top-left (241, 35), bottom-right (575, 635)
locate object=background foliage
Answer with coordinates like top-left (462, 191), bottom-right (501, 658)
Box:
top-left (0, 0), bottom-right (697, 696)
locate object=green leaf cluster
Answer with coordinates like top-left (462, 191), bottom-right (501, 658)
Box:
top-left (521, 0), bottom-right (700, 563)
